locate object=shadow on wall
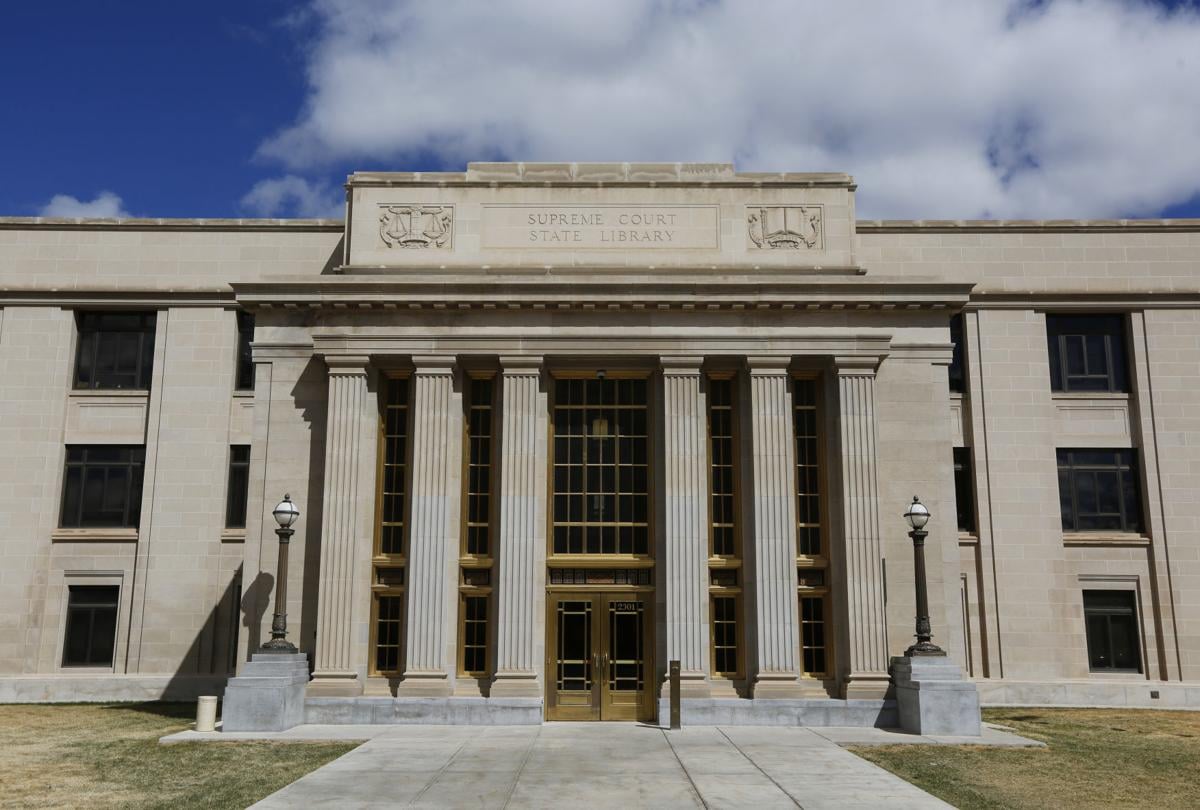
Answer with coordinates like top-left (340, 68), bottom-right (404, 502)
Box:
top-left (158, 567), bottom-right (265, 700)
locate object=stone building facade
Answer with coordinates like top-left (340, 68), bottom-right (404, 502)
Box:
top-left (1, 163), bottom-right (1197, 722)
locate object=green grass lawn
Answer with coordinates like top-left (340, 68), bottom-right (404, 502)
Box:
top-left (0, 703), bottom-right (356, 810)
top-left (851, 708), bottom-right (1200, 810)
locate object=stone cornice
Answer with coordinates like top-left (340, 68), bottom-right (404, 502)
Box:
top-left (348, 162), bottom-right (856, 189)
top-left (0, 217), bottom-right (342, 232)
top-left (0, 290), bottom-right (236, 307)
top-left (233, 276), bottom-right (973, 312)
top-left (857, 219), bottom-right (1200, 233)
top-left (966, 292), bottom-right (1200, 309)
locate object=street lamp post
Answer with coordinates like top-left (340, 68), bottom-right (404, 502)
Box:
top-left (261, 494), bottom-right (300, 654)
top-left (903, 495), bottom-right (945, 657)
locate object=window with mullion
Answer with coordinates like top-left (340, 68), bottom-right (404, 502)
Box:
top-left (62, 585), bottom-right (119, 667)
top-left (792, 379), bottom-right (822, 557)
top-left (378, 378), bottom-right (411, 556)
top-left (372, 376), bottom-right (411, 676)
top-left (464, 376), bottom-right (495, 557)
top-left (1047, 314), bottom-right (1129, 393)
top-left (551, 377), bottom-right (649, 555)
top-left (1083, 590), bottom-right (1142, 672)
top-left (60, 446), bottom-right (145, 528)
top-left (460, 594), bottom-right (489, 676)
top-left (1057, 448), bottom-right (1142, 533)
top-left (74, 312), bottom-right (156, 391)
top-left (707, 377), bottom-right (739, 558)
top-left (953, 447), bottom-right (976, 534)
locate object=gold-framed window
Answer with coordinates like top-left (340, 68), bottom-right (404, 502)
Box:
top-left (371, 375), bottom-right (411, 676)
top-left (550, 376), bottom-right (650, 557)
top-left (707, 373), bottom-right (743, 679)
top-left (458, 373), bottom-right (496, 678)
top-left (459, 592), bottom-right (489, 677)
top-left (792, 376), bottom-right (831, 679)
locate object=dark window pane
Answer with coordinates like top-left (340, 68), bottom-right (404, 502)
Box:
top-left (60, 446), bottom-right (144, 528)
top-left (953, 447), bottom-right (976, 533)
top-left (1046, 315), bottom-right (1128, 393)
top-left (225, 445), bottom-right (251, 528)
top-left (1057, 449), bottom-right (1141, 533)
top-left (62, 585), bottom-right (119, 667)
top-left (74, 312), bottom-right (156, 391)
top-left (948, 314), bottom-right (966, 393)
top-left (1083, 590), bottom-right (1141, 673)
top-left (235, 312), bottom-right (255, 390)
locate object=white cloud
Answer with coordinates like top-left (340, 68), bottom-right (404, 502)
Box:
top-left (240, 174), bottom-right (344, 218)
top-left (40, 191), bottom-right (130, 218)
top-left (257, 0), bottom-right (1200, 219)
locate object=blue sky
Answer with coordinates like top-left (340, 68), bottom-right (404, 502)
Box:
top-left (3, 0), bottom-right (1200, 220)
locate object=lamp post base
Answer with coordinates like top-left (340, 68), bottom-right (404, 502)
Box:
top-left (260, 637), bottom-right (299, 654)
top-left (904, 640), bottom-right (946, 657)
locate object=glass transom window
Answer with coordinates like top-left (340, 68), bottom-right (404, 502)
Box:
top-left (552, 377), bottom-right (649, 555)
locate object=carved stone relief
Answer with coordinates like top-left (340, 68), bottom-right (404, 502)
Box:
top-left (747, 206), bottom-right (823, 250)
top-left (379, 204), bottom-right (454, 249)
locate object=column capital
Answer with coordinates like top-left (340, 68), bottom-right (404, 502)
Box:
top-left (660, 355), bottom-right (705, 374)
top-left (499, 355), bottom-right (544, 373)
top-left (745, 355), bottom-right (792, 375)
top-left (832, 355), bottom-right (883, 376)
top-left (323, 354), bottom-right (371, 375)
top-left (411, 354), bottom-right (456, 375)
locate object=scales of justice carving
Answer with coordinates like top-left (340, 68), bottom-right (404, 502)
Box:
top-left (748, 206), bottom-right (822, 250)
top-left (379, 205), bottom-right (454, 249)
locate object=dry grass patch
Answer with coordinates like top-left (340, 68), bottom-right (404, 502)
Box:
top-left (0, 703), bottom-right (356, 810)
top-left (852, 708), bottom-right (1200, 810)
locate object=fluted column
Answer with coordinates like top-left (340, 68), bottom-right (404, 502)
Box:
top-left (661, 357), bottom-right (711, 696)
top-left (398, 356), bottom-right (461, 696)
top-left (746, 357), bottom-right (802, 697)
top-left (834, 356), bottom-right (890, 698)
top-left (311, 355), bottom-right (373, 696)
top-left (491, 357), bottom-right (547, 697)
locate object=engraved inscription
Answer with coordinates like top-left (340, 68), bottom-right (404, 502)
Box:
top-left (747, 206), bottom-right (822, 250)
top-left (379, 204), bottom-right (453, 249)
top-left (481, 205), bottom-right (719, 249)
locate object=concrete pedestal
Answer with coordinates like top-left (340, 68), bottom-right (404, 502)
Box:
top-left (891, 655), bottom-right (981, 736)
top-left (222, 653), bottom-right (310, 732)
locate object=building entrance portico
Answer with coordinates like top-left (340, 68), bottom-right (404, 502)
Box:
top-left (231, 163), bottom-right (976, 728)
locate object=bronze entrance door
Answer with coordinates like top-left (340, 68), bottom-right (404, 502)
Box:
top-left (546, 592), bottom-right (651, 721)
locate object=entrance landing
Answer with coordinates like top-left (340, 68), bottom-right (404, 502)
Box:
top-left (245, 723), bottom-right (959, 809)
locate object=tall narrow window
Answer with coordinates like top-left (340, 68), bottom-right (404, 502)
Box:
top-left (793, 377), bottom-right (830, 679)
top-left (1083, 590), bottom-right (1142, 672)
top-left (711, 595), bottom-right (741, 678)
top-left (464, 376), bottom-right (495, 557)
top-left (460, 594), bottom-right (489, 676)
top-left (551, 377), bottom-right (649, 555)
top-left (793, 380), bottom-right (822, 557)
top-left (1047, 314), bottom-right (1129, 393)
top-left (235, 311), bottom-right (255, 391)
top-left (62, 585), bottom-right (119, 667)
top-left (953, 447), bottom-right (976, 534)
top-left (225, 445), bottom-right (251, 529)
top-left (74, 312), bottom-right (156, 390)
top-left (708, 377), bottom-right (738, 558)
top-left (948, 314), bottom-right (966, 393)
top-left (1057, 448), bottom-right (1142, 533)
top-left (799, 595), bottom-right (828, 677)
top-left (459, 374), bottom-right (495, 679)
top-left (372, 376), bottom-right (410, 675)
top-left (60, 446), bottom-right (145, 528)
top-left (707, 374), bottom-right (742, 678)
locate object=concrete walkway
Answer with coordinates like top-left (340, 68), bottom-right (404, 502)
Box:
top-left (249, 723), bottom-right (956, 809)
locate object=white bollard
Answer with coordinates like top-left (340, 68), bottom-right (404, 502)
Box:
top-left (196, 695), bottom-right (218, 733)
